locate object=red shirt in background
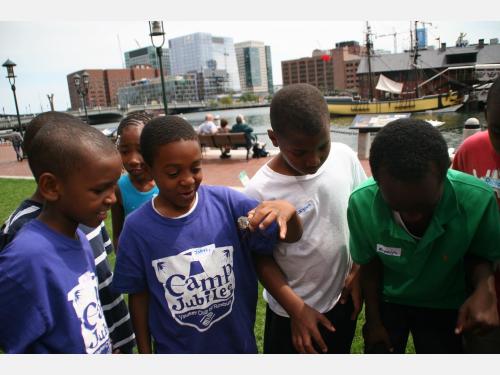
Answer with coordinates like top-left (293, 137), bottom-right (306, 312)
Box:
top-left (452, 130), bottom-right (500, 313)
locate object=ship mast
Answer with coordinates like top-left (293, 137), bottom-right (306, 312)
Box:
top-left (366, 21), bottom-right (374, 101)
top-left (413, 20), bottom-right (421, 97)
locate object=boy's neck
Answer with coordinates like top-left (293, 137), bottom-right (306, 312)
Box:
top-left (129, 174), bottom-right (156, 192)
top-left (268, 153), bottom-right (303, 176)
top-left (38, 207), bottom-right (79, 240)
top-left (30, 188), bottom-right (45, 205)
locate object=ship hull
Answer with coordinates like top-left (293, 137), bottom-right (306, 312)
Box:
top-left (327, 92), bottom-right (464, 116)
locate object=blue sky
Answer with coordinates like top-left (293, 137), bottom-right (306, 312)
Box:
top-left (1, 1), bottom-right (499, 113)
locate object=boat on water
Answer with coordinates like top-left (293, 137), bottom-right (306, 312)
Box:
top-left (328, 22), bottom-right (467, 116)
top-left (326, 91), bottom-right (464, 116)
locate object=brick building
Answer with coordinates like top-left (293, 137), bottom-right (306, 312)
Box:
top-left (281, 41), bottom-right (365, 95)
top-left (67, 65), bottom-right (159, 110)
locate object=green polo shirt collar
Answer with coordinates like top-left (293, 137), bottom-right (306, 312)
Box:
top-left (371, 177), bottom-right (460, 247)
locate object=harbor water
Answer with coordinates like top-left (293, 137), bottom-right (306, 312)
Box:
top-left (95, 106), bottom-right (487, 152)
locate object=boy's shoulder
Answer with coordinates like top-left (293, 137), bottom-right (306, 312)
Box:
top-left (457, 130), bottom-right (489, 152)
top-left (447, 168), bottom-right (495, 196)
top-left (349, 177), bottom-right (378, 200)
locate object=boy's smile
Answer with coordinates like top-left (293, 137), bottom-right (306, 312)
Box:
top-left (150, 139), bottom-right (203, 217)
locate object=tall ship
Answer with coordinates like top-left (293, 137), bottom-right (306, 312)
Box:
top-left (327, 22), bottom-right (467, 116)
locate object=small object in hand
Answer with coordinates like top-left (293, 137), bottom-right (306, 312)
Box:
top-left (237, 216), bottom-right (250, 230)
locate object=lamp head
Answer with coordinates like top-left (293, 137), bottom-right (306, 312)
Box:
top-left (73, 73), bottom-right (81, 88)
top-left (2, 59), bottom-right (17, 81)
top-left (149, 21), bottom-right (165, 48)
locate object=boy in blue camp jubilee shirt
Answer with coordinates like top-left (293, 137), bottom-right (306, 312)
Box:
top-left (112, 116), bottom-right (302, 353)
top-left (0, 119), bottom-right (123, 353)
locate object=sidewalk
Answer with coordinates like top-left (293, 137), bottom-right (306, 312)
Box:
top-left (0, 144), bottom-right (371, 187)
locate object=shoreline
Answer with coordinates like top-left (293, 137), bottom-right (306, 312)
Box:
top-left (0, 144), bottom-right (372, 188)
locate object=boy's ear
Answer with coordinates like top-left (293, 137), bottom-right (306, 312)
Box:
top-left (37, 172), bottom-right (62, 202)
top-left (267, 129), bottom-right (279, 148)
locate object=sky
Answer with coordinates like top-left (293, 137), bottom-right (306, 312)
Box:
top-left (0, 0), bottom-right (500, 114)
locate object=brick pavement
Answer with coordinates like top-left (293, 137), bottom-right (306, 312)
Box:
top-left (0, 144), bottom-right (371, 187)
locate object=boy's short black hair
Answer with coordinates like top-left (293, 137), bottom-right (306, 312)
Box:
top-left (23, 111), bottom-right (79, 155)
top-left (369, 119), bottom-right (450, 182)
top-left (140, 115), bottom-right (198, 166)
top-left (116, 110), bottom-right (155, 136)
top-left (270, 83), bottom-right (329, 136)
top-left (28, 119), bottom-right (118, 182)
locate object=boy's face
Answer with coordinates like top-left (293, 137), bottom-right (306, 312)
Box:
top-left (58, 153), bottom-right (122, 229)
top-left (149, 139), bottom-right (203, 217)
top-left (118, 125), bottom-right (148, 178)
top-left (376, 164), bottom-right (444, 225)
top-left (268, 125), bottom-right (331, 176)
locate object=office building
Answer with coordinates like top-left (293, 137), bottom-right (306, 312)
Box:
top-left (169, 32), bottom-right (241, 93)
top-left (234, 41), bottom-right (273, 94)
top-left (124, 46), bottom-right (171, 76)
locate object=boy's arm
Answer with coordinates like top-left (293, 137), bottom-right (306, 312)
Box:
top-left (456, 256), bottom-right (499, 334)
top-left (111, 186), bottom-right (124, 251)
top-left (253, 253), bottom-right (334, 354)
top-left (248, 200), bottom-right (302, 243)
top-left (339, 263), bottom-right (362, 320)
top-left (360, 257), bottom-right (394, 352)
top-left (129, 290), bottom-right (152, 354)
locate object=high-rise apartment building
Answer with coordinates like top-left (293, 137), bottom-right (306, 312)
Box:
top-left (168, 33), bottom-right (241, 93)
top-left (124, 46), bottom-right (171, 76)
top-left (234, 41), bottom-right (273, 94)
top-left (67, 66), bottom-right (158, 109)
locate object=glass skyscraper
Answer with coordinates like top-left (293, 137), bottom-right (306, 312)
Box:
top-left (168, 33), bottom-right (241, 93)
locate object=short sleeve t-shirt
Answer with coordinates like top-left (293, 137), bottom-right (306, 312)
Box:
top-left (0, 220), bottom-right (111, 353)
top-left (347, 169), bottom-right (500, 309)
top-left (244, 142), bottom-right (367, 316)
top-left (453, 130), bottom-right (500, 206)
top-left (112, 185), bottom-right (278, 353)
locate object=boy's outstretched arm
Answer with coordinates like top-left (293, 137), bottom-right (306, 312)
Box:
top-left (129, 290), bottom-right (152, 354)
top-left (247, 200), bottom-right (302, 243)
top-left (253, 253), bottom-right (335, 354)
top-left (360, 257), bottom-right (394, 353)
top-left (455, 256), bottom-right (499, 335)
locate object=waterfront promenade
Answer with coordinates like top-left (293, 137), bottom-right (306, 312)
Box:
top-left (0, 143), bottom-right (372, 187)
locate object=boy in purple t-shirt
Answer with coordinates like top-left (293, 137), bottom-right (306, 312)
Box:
top-left (112, 115), bottom-right (302, 353)
top-left (0, 119), bottom-right (122, 353)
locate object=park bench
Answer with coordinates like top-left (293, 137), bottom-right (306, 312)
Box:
top-left (198, 132), bottom-right (253, 161)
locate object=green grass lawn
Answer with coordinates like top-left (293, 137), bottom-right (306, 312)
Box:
top-left (0, 178), bottom-right (415, 353)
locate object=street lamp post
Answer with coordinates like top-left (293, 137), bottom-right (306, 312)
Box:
top-left (2, 59), bottom-right (23, 137)
top-left (149, 21), bottom-right (168, 115)
top-left (73, 71), bottom-right (90, 124)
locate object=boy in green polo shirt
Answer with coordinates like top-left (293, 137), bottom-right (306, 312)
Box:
top-left (348, 119), bottom-right (500, 354)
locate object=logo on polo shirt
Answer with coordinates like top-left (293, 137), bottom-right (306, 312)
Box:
top-left (473, 168), bottom-right (500, 199)
top-left (152, 244), bottom-right (235, 332)
top-left (376, 244), bottom-right (402, 257)
top-left (67, 272), bottom-right (111, 354)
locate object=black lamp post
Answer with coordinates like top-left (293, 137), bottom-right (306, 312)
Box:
top-left (149, 21), bottom-right (168, 115)
top-left (2, 59), bottom-right (23, 137)
top-left (73, 71), bottom-right (90, 124)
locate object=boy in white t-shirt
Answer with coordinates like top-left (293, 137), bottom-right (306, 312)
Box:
top-left (244, 83), bottom-right (367, 354)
